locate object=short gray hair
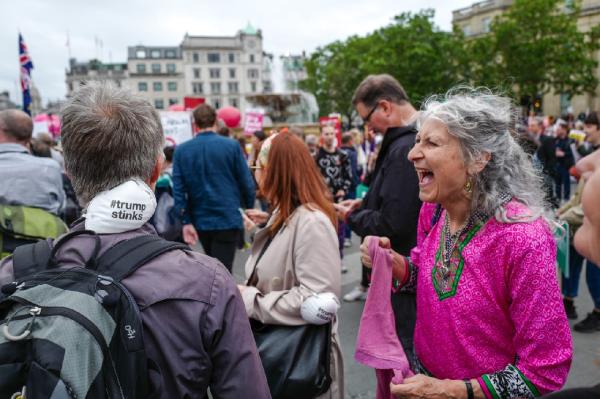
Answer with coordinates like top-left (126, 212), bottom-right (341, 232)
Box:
top-left (419, 87), bottom-right (550, 223)
top-left (61, 82), bottom-right (164, 205)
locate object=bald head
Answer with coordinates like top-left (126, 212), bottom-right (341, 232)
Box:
top-left (0, 110), bottom-right (33, 144)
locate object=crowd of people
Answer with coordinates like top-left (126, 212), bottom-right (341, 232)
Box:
top-left (0, 74), bottom-right (598, 399)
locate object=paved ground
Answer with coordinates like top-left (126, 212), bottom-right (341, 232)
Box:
top-left (223, 234), bottom-right (600, 397)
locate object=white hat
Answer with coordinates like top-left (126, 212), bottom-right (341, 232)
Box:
top-left (300, 292), bottom-right (340, 325)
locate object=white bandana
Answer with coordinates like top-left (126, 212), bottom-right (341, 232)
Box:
top-left (85, 179), bottom-right (157, 234)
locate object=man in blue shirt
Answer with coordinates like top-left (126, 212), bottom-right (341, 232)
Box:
top-left (173, 104), bottom-right (255, 271)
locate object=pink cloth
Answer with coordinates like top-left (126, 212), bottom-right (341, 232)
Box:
top-left (411, 201), bottom-right (572, 396)
top-left (355, 239), bottom-right (413, 399)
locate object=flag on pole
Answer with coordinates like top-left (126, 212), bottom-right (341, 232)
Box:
top-left (19, 33), bottom-right (34, 115)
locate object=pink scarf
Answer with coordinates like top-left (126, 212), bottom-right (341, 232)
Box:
top-left (355, 239), bottom-right (413, 399)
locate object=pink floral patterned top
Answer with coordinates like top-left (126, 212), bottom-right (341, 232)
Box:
top-left (408, 201), bottom-right (572, 398)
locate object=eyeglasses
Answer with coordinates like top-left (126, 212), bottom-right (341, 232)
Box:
top-left (363, 101), bottom-right (380, 123)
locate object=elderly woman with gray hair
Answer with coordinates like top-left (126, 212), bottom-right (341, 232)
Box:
top-left (361, 88), bottom-right (572, 399)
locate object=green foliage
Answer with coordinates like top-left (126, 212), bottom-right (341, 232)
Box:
top-left (488, 0), bottom-right (600, 100)
top-left (301, 1), bottom-right (600, 118)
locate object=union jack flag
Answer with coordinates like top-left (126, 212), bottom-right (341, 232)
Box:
top-left (19, 33), bottom-right (34, 115)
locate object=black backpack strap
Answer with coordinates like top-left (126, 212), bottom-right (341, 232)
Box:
top-left (95, 235), bottom-right (189, 281)
top-left (12, 239), bottom-right (53, 280)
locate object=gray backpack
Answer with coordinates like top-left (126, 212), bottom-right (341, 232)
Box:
top-left (0, 230), bottom-right (187, 398)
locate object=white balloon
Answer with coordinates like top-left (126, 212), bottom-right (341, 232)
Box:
top-left (300, 292), bottom-right (340, 325)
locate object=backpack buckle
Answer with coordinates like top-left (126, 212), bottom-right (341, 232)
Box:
top-left (2, 306), bottom-right (41, 341)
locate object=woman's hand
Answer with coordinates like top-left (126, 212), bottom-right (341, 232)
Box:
top-left (245, 208), bottom-right (270, 225)
top-left (390, 375), bottom-right (467, 399)
top-left (359, 236), bottom-right (391, 268)
top-left (360, 236), bottom-right (408, 282)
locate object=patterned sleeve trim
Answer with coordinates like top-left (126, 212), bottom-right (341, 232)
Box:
top-left (478, 364), bottom-right (540, 399)
top-left (398, 257), bottom-right (417, 293)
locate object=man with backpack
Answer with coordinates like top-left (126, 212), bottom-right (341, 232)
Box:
top-left (0, 82), bottom-right (270, 398)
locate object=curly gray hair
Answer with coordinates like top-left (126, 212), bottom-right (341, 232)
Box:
top-left (418, 87), bottom-right (551, 223)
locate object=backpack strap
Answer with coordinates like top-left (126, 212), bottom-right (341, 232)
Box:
top-left (12, 229), bottom-right (101, 279)
top-left (95, 235), bottom-right (189, 282)
top-left (12, 239), bottom-right (53, 280)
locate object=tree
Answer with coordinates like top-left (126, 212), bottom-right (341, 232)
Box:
top-left (487, 0), bottom-right (600, 103)
top-left (301, 10), bottom-right (464, 122)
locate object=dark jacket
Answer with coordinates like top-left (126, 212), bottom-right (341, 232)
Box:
top-left (348, 126), bottom-right (422, 256)
top-left (536, 135), bottom-right (558, 178)
top-left (0, 222), bottom-right (271, 399)
top-left (173, 132), bottom-right (255, 231)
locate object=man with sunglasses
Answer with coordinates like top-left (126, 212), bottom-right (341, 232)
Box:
top-left (334, 74), bottom-right (421, 364)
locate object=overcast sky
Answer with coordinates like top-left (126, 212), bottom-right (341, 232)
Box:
top-left (1, 0), bottom-right (475, 106)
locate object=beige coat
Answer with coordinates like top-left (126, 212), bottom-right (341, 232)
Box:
top-left (242, 205), bottom-right (344, 399)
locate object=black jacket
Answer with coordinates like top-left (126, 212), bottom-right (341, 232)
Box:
top-left (348, 125), bottom-right (422, 256)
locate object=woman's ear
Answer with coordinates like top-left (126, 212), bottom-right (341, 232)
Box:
top-left (470, 152), bottom-right (491, 174)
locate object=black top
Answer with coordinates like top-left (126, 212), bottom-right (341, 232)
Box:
top-left (348, 125), bottom-right (422, 256)
top-left (541, 384), bottom-right (600, 398)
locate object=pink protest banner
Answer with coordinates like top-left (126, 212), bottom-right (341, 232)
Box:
top-left (244, 108), bottom-right (264, 136)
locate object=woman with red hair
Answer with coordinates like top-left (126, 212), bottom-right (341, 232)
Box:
top-left (239, 132), bottom-right (343, 399)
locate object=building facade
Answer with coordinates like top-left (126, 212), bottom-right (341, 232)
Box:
top-left (65, 58), bottom-right (127, 97)
top-left (180, 24), bottom-right (265, 111)
top-left (126, 46), bottom-right (184, 110)
top-left (452, 0), bottom-right (600, 116)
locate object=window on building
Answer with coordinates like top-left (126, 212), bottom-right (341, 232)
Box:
top-left (229, 68), bottom-right (236, 78)
top-left (151, 63), bottom-right (161, 73)
top-left (138, 82), bottom-right (148, 92)
top-left (193, 52), bottom-right (199, 63)
top-left (228, 53), bottom-right (235, 63)
top-left (250, 54), bottom-right (255, 63)
top-left (229, 98), bottom-right (238, 108)
top-left (135, 50), bottom-right (146, 58)
top-left (462, 25), bottom-right (471, 36)
top-left (154, 99), bottom-right (164, 109)
top-left (192, 82), bottom-right (203, 94)
top-left (153, 82), bottom-right (163, 91)
top-left (251, 81), bottom-right (257, 92)
top-left (169, 98), bottom-right (179, 106)
top-left (165, 49), bottom-right (176, 59)
top-left (248, 69), bottom-right (259, 79)
top-left (208, 53), bottom-right (221, 63)
top-left (213, 99), bottom-right (221, 109)
top-left (166, 63), bottom-right (176, 73)
top-left (193, 68), bottom-right (200, 78)
top-left (228, 82), bottom-right (239, 93)
top-left (211, 82), bottom-right (221, 94)
top-left (136, 64), bottom-right (146, 73)
top-left (210, 68), bottom-right (221, 79)
top-left (168, 81), bottom-right (177, 91)
top-left (150, 50), bottom-right (161, 59)
top-left (68, 83), bottom-right (73, 92)
top-left (482, 17), bottom-right (491, 33)
top-left (116, 81), bottom-right (121, 88)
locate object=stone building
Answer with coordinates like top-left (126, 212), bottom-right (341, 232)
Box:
top-left (452, 0), bottom-right (600, 116)
top-left (65, 58), bottom-right (127, 97)
top-left (126, 46), bottom-right (184, 110)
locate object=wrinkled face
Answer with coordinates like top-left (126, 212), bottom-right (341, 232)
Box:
top-left (408, 118), bottom-right (469, 206)
top-left (321, 127), bottom-right (336, 147)
top-left (574, 150), bottom-right (600, 265)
